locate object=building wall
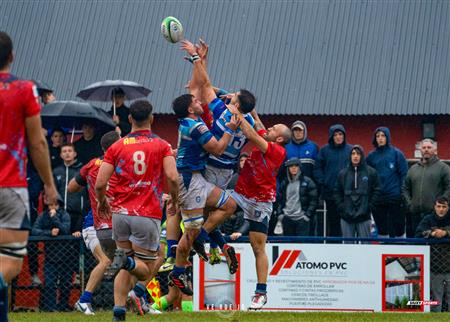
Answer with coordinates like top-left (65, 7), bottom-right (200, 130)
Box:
top-left (152, 114), bottom-right (450, 159)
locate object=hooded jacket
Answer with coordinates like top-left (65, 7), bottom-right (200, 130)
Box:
top-left (313, 124), bottom-right (353, 199)
top-left (415, 211), bottom-right (450, 273)
top-left (276, 158), bottom-right (318, 219)
top-left (366, 127), bottom-right (408, 201)
top-left (284, 121), bottom-right (319, 179)
top-left (334, 145), bottom-right (381, 223)
top-left (53, 160), bottom-right (88, 232)
top-left (402, 156), bottom-right (450, 215)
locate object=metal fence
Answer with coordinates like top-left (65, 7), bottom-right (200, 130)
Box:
top-left (11, 235), bottom-right (450, 312)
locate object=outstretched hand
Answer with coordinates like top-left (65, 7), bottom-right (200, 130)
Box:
top-left (196, 38), bottom-right (209, 60)
top-left (180, 40), bottom-right (197, 56)
top-left (226, 114), bottom-right (242, 132)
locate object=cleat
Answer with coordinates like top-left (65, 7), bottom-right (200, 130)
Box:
top-left (105, 249), bottom-right (128, 280)
top-left (192, 239), bottom-right (208, 262)
top-left (127, 290), bottom-right (145, 316)
top-left (223, 245), bottom-right (239, 274)
top-left (159, 257), bottom-right (175, 273)
top-left (75, 300), bottom-right (95, 315)
top-left (248, 293), bottom-right (267, 311)
top-left (169, 272), bottom-right (193, 296)
top-left (209, 247), bottom-right (221, 265)
top-left (145, 305), bottom-right (162, 314)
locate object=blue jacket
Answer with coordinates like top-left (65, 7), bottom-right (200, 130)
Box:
top-left (284, 121), bottom-right (319, 179)
top-left (366, 127), bottom-right (408, 200)
top-left (313, 124), bottom-right (352, 199)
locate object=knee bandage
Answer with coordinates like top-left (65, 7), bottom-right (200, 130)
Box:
top-left (134, 252), bottom-right (158, 261)
top-left (0, 241), bottom-right (27, 259)
top-left (181, 213), bottom-right (204, 229)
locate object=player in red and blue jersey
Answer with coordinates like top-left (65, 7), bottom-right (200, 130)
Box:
top-left (0, 31), bottom-right (57, 322)
top-left (95, 100), bottom-right (179, 321)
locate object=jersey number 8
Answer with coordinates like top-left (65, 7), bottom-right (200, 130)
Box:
top-left (133, 151), bottom-right (147, 175)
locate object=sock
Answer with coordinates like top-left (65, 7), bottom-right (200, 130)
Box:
top-left (208, 229), bottom-right (226, 250)
top-left (256, 283), bottom-right (267, 294)
top-left (79, 290), bottom-right (93, 304)
top-left (195, 228), bottom-right (209, 244)
top-left (133, 283), bottom-right (146, 298)
top-left (113, 306), bottom-right (126, 318)
top-left (182, 300), bottom-right (193, 312)
top-left (152, 296), bottom-right (168, 311)
top-left (0, 273), bottom-right (8, 322)
top-left (210, 240), bottom-right (218, 249)
top-left (172, 265), bottom-right (185, 278)
top-left (125, 257), bottom-right (136, 271)
top-left (167, 239), bottom-right (178, 259)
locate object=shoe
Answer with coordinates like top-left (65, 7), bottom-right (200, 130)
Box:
top-left (145, 305), bottom-right (161, 314)
top-left (127, 290), bottom-right (145, 316)
top-left (169, 272), bottom-right (193, 296)
top-left (31, 274), bottom-right (42, 286)
top-left (75, 300), bottom-right (95, 315)
top-left (159, 257), bottom-right (175, 273)
top-left (248, 293), bottom-right (267, 310)
top-left (192, 239), bottom-right (208, 262)
top-left (209, 247), bottom-right (221, 265)
top-left (105, 249), bottom-right (128, 280)
top-left (223, 245), bottom-right (239, 274)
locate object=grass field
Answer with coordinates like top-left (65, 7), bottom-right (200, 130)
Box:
top-left (9, 311), bottom-right (450, 322)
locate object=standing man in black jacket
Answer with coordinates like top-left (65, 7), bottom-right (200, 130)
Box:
top-left (109, 88), bottom-right (131, 137)
top-left (415, 195), bottom-right (450, 312)
top-left (334, 145), bottom-right (380, 240)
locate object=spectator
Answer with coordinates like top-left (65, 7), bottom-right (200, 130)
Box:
top-left (415, 195), bottom-right (450, 312)
top-left (53, 143), bottom-right (86, 236)
top-left (367, 127), bottom-right (408, 238)
top-left (108, 88), bottom-right (131, 136)
top-left (334, 145), bottom-right (380, 240)
top-left (284, 121), bottom-right (319, 179)
top-left (31, 201), bottom-right (71, 311)
top-left (73, 122), bottom-right (103, 165)
top-left (314, 124), bottom-right (352, 237)
top-left (48, 128), bottom-right (65, 170)
top-left (402, 139), bottom-right (450, 237)
top-left (276, 157), bottom-right (318, 236)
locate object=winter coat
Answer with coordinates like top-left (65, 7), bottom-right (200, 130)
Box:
top-left (284, 121), bottom-right (319, 179)
top-left (402, 156), bottom-right (450, 215)
top-left (313, 124), bottom-right (353, 199)
top-left (334, 145), bottom-right (381, 223)
top-left (415, 212), bottom-right (450, 273)
top-left (277, 169), bottom-right (318, 219)
top-left (366, 127), bottom-right (408, 201)
top-left (53, 161), bottom-right (88, 232)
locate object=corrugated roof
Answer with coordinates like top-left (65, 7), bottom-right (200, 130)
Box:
top-left (1, 0), bottom-right (449, 115)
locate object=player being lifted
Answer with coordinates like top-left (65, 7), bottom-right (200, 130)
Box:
top-left (181, 39), bottom-right (265, 267)
top-left (169, 85), bottom-right (240, 293)
top-left (95, 100), bottom-right (178, 321)
top-left (0, 31), bottom-right (58, 322)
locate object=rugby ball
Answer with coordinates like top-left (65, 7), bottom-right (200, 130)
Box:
top-left (161, 16), bottom-right (184, 43)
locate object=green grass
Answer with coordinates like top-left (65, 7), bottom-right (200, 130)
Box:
top-left (9, 311), bottom-right (450, 322)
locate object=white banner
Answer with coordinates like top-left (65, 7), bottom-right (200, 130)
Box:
top-left (193, 243), bottom-right (430, 312)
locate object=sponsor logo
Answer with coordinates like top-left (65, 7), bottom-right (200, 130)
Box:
top-left (407, 300), bottom-right (439, 306)
top-left (270, 246), bottom-right (348, 276)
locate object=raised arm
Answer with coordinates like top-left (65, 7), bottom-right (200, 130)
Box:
top-left (202, 115), bottom-right (241, 156)
top-left (235, 110), bottom-right (268, 153)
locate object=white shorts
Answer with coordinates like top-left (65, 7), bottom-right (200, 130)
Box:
top-left (82, 226), bottom-right (100, 254)
top-left (229, 190), bottom-right (272, 224)
top-left (204, 165), bottom-right (234, 189)
top-left (178, 172), bottom-right (215, 211)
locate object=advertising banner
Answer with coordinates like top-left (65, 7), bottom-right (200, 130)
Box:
top-left (193, 243), bottom-right (430, 312)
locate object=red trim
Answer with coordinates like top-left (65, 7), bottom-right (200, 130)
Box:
top-left (381, 254), bottom-right (425, 312)
top-left (283, 250), bottom-right (301, 269)
top-left (269, 250), bottom-right (292, 276)
top-left (199, 252), bottom-right (241, 310)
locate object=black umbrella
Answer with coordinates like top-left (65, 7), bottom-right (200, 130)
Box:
top-left (76, 79), bottom-right (151, 114)
top-left (41, 100), bottom-right (115, 137)
top-left (32, 79), bottom-right (53, 96)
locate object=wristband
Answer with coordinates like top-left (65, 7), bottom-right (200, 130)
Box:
top-left (187, 54), bottom-right (200, 63)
